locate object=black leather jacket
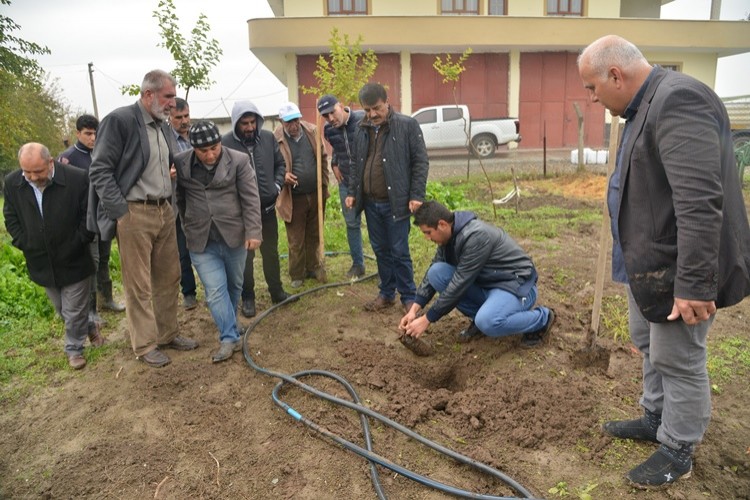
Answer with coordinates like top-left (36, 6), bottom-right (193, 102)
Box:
top-left (415, 211), bottom-right (537, 323)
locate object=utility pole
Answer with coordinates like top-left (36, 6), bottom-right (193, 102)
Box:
top-left (88, 62), bottom-right (99, 119)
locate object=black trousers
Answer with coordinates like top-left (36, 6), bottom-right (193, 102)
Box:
top-left (242, 208), bottom-right (284, 301)
top-left (175, 216), bottom-right (196, 298)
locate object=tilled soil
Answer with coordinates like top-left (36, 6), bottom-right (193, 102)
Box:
top-left (1, 174), bottom-right (749, 500)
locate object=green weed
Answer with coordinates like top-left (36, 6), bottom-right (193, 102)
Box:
top-left (600, 294), bottom-right (629, 343)
top-left (707, 336), bottom-right (750, 388)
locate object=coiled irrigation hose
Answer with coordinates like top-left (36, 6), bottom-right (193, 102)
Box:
top-left (241, 252), bottom-right (540, 499)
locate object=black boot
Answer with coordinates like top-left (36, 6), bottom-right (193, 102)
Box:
top-left (603, 408), bottom-right (660, 443)
top-left (627, 443), bottom-right (693, 489)
top-left (100, 282), bottom-right (125, 312)
top-left (89, 291), bottom-right (106, 327)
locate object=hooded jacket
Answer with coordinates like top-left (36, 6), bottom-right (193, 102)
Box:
top-left (221, 101), bottom-right (286, 212)
top-left (415, 211), bottom-right (537, 323)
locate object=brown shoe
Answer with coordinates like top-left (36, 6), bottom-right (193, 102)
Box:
top-left (139, 348), bottom-right (171, 368)
top-left (159, 335), bottom-right (198, 351)
top-left (211, 341), bottom-right (241, 363)
top-left (364, 295), bottom-right (396, 312)
top-left (67, 353), bottom-right (86, 370)
top-left (88, 323), bottom-right (108, 347)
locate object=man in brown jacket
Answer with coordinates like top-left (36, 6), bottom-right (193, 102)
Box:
top-left (273, 102), bottom-right (330, 288)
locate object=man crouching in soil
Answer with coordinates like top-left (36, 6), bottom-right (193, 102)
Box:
top-left (399, 201), bottom-right (555, 354)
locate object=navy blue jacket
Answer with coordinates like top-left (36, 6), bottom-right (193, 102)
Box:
top-left (323, 108), bottom-right (364, 184)
top-left (58, 141), bottom-right (93, 171)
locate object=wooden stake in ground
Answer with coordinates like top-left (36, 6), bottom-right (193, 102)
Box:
top-left (588, 119), bottom-right (620, 348)
top-left (573, 102), bottom-right (585, 173)
top-left (315, 112), bottom-right (325, 268)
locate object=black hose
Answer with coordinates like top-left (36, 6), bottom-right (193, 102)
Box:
top-left (241, 252), bottom-right (540, 499)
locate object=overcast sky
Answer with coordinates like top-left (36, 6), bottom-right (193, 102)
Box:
top-left (4, 0), bottom-right (749, 120)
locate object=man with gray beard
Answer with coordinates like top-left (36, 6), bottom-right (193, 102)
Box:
top-left (89, 69), bottom-right (198, 368)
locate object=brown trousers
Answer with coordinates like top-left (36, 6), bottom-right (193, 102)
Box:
top-left (116, 202), bottom-right (180, 356)
top-left (285, 192), bottom-right (325, 281)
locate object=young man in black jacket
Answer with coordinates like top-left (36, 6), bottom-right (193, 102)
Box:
top-left (399, 201), bottom-right (555, 347)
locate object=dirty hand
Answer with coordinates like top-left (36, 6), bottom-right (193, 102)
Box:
top-left (404, 315), bottom-right (430, 339)
top-left (667, 298), bottom-right (716, 325)
top-left (245, 239), bottom-right (261, 251)
top-left (399, 310), bottom-right (417, 332)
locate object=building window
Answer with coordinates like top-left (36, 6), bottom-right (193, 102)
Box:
top-left (328, 0), bottom-right (367, 15)
top-left (547, 0), bottom-right (583, 16)
top-left (441, 0), bottom-right (479, 15)
top-left (488, 0), bottom-right (506, 15)
top-left (659, 64), bottom-right (681, 72)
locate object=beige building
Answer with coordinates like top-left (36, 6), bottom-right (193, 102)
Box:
top-left (249, 0), bottom-right (750, 148)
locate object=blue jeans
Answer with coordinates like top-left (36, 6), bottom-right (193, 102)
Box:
top-left (338, 184), bottom-right (364, 267)
top-left (427, 262), bottom-right (549, 336)
top-left (190, 241), bottom-right (247, 344)
top-left (364, 201), bottom-right (415, 303)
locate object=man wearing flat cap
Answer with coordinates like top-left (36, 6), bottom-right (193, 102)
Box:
top-left (175, 121), bottom-right (262, 363)
top-left (318, 94), bottom-right (366, 279)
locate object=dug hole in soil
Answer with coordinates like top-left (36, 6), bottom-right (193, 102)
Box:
top-left (1, 172), bottom-right (749, 499)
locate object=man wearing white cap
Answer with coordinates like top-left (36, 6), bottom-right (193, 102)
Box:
top-left (273, 103), bottom-right (330, 288)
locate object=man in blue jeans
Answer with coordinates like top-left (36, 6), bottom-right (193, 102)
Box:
top-left (345, 83), bottom-right (429, 312)
top-left (175, 121), bottom-right (262, 363)
top-left (399, 201), bottom-right (555, 347)
top-left (318, 94), bottom-right (366, 279)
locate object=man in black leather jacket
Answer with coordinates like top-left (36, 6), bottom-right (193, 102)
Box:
top-left (345, 83), bottom-right (429, 313)
top-left (399, 201), bottom-right (555, 347)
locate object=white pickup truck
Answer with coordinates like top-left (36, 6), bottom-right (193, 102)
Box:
top-left (411, 104), bottom-right (520, 158)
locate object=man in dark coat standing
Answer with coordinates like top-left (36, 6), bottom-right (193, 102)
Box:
top-left (4, 143), bottom-right (105, 370)
top-left (221, 100), bottom-right (291, 317)
top-left (578, 35), bottom-right (750, 489)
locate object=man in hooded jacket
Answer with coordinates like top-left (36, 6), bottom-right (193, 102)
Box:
top-left (222, 101), bottom-right (291, 316)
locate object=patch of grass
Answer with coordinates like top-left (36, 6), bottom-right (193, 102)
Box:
top-left (599, 294), bottom-right (629, 343)
top-left (707, 336), bottom-right (750, 387)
